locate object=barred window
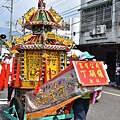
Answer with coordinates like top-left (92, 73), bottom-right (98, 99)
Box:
top-left (81, 2), bottom-right (112, 32)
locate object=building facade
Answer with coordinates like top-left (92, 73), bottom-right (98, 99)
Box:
top-left (77, 0), bottom-right (120, 81)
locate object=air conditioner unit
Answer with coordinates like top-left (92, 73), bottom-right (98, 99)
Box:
top-left (97, 25), bottom-right (106, 34)
top-left (89, 28), bottom-right (96, 37)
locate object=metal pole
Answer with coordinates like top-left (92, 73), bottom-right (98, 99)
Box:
top-left (10, 0), bottom-right (13, 41)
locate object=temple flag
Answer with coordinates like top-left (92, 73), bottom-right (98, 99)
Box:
top-left (15, 63), bottom-right (20, 87)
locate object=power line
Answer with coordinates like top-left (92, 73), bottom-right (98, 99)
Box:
top-left (2, 8), bottom-right (120, 39)
top-left (64, 12), bottom-right (79, 18)
top-left (57, 0), bottom-right (112, 18)
top-left (53, 0), bottom-right (74, 8)
top-left (0, 0), bottom-right (5, 5)
top-left (47, 0), bottom-right (61, 8)
top-left (0, 1), bottom-right (10, 14)
top-left (13, 0), bottom-right (20, 4)
top-left (47, 0), bottom-right (78, 15)
top-left (0, 1), bottom-right (113, 23)
top-left (62, 1), bottom-right (114, 19)
top-left (62, 5), bottom-right (120, 34)
top-left (0, 0), bottom-right (92, 22)
top-left (0, 0), bottom-right (21, 40)
top-left (11, 1), bottom-right (120, 37)
top-left (60, 5), bottom-right (80, 15)
top-left (0, 1), bottom-right (8, 9)
top-left (0, 0), bottom-right (20, 15)
top-left (0, 0), bottom-right (118, 31)
top-left (62, 9), bottom-right (78, 16)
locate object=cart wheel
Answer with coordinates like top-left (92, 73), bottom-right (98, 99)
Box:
top-left (9, 97), bottom-right (23, 120)
top-left (53, 116), bottom-right (59, 120)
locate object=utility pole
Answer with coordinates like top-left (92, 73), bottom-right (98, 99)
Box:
top-left (2, 0), bottom-right (13, 41)
top-left (10, 0), bottom-right (13, 41)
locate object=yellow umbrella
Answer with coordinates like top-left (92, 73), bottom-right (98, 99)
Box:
top-left (10, 49), bottom-right (19, 54)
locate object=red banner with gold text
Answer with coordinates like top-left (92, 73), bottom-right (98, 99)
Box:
top-left (73, 61), bottom-right (109, 86)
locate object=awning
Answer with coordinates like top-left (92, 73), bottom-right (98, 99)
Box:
top-left (78, 0), bottom-right (112, 11)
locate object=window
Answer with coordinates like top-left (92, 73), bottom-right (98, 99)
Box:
top-left (96, 9), bottom-right (103, 24)
top-left (104, 6), bottom-right (111, 22)
top-left (81, 2), bottom-right (112, 32)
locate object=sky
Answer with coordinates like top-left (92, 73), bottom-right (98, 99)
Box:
top-left (0, 0), bottom-right (80, 37)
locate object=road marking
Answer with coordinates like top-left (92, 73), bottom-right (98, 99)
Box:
top-left (103, 91), bottom-right (120, 97)
top-left (0, 99), bottom-right (7, 101)
top-left (0, 101), bottom-right (8, 104)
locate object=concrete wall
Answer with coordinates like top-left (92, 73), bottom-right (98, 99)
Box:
top-left (69, 18), bottom-right (80, 45)
top-left (79, 0), bottom-right (120, 45)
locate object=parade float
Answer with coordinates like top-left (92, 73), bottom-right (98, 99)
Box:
top-left (3, 0), bottom-right (109, 120)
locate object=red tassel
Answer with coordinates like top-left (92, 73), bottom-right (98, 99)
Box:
top-left (15, 63), bottom-right (20, 87)
top-left (12, 57), bottom-right (15, 81)
top-left (34, 69), bottom-right (42, 94)
top-left (43, 60), bottom-right (47, 83)
top-left (49, 68), bottom-right (51, 79)
top-left (4, 64), bottom-right (10, 88)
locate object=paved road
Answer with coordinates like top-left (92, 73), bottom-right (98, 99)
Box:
top-left (87, 86), bottom-right (120, 120)
top-left (0, 88), bottom-right (9, 120)
top-left (0, 86), bottom-right (120, 120)
top-left (0, 104), bottom-right (8, 120)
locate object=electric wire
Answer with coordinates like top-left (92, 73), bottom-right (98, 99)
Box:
top-left (2, 0), bottom-right (78, 33)
top-left (0, 2), bottom-right (110, 25)
top-left (55, 0), bottom-right (106, 16)
top-left (0, 1), bottom-right (8, 9)
top-left (4, 3), bottom-right (115, 33)
top-left (0, 0), bottom-right (119, 36)
top-left (0, 0), bottom-right (107, 19)
top-left (62, 7), bottom-right (120, 36)
top-left (53, 0), bottom-right (74, 8)
top-left (60, 0), bottom-right (106, 14)
top-left (0, 0), bottom-right (4, 4)
top-left (0, 1), bottom-right (10, 14)
top-left (60, 0), bottom-right (111, 17)
top-left (73, 8), bottom-right (114, 26)
top-left (0, 0), bottom-right (21, 32)
top-left (0, 0), bottom-right (5, 8)
top-left (60, 5), bottom-right (80, 14)
top-left (47, 0), bottom-right (61, 8)
top-left (63, 3), bottom-right (113, 18)
top-left (0, 0), bottom-right (20, 15)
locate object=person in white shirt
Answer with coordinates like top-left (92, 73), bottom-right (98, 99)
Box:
top-left (115, 63), bottom-right (120, 86)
